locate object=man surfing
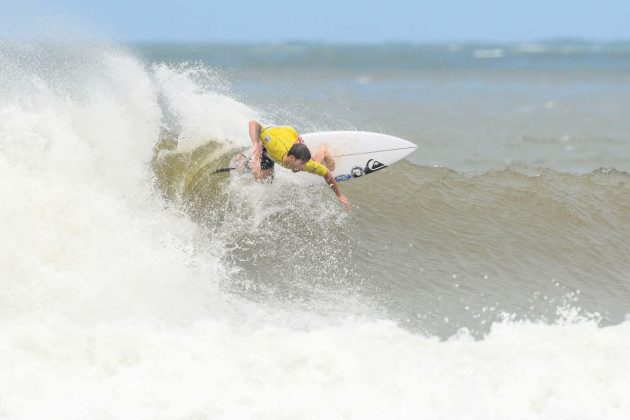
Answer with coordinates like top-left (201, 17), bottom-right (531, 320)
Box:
top-left (235, 120), bottom-right (351, 210)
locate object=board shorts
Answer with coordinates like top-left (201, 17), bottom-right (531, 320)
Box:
top-left (260, 147), bottom-right (275, 170)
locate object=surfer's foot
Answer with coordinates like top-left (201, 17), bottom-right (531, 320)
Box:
top-left (314, 144), bottom-right (336, 171)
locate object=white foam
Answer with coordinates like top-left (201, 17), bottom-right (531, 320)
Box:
top-left (473, 48), bottom-right (504, 59)
top-left (0, 319), bottom-right (629, 419)
top-left (152, 63), bottom-right (257, 151)
top-left (0, 45), bottom-right (229, 325)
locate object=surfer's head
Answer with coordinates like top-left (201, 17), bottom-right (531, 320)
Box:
top-left (285, 143), bottom-right (311, 172)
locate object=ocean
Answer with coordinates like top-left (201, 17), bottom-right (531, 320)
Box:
top-left (1, 40), bottom-right (629, 419)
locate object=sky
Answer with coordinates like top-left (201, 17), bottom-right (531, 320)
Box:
top-left (3, 0), bottom-right (630, 43)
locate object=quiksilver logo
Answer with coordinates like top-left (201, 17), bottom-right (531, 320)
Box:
top-left (364, 159), bottom-right (387, 174)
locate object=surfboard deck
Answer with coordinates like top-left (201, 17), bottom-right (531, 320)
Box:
top-left (230, 131), bottom-right (417, 184)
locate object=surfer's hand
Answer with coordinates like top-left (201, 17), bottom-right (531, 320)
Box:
top-left (297, 135), bottom-right (304, 144)
top-left (338, 194), bottom-right (351, 210)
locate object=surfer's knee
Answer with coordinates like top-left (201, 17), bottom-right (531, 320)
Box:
top-left (312, 144), bottom-right (327, 162)
top-left (314, 144), bottom-right (335, 171)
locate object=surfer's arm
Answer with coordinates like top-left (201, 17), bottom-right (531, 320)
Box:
top-left (248, 120), bottom-right (265, 181)
top-left (324, 170), bottom-right (351, 210)
top-left (248, 120), bottom-right (262, 147)
top-left (250, 143), bottom-right (265, 181)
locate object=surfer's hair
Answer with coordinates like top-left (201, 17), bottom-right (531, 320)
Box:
top-left (287, 143), bottom-right (312, 161)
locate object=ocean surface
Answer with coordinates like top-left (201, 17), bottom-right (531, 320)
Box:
top-left (1, 40), bottom-right (630, 419)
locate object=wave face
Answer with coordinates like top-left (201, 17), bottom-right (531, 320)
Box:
top-left (1, 41), bottom-right (630, 419)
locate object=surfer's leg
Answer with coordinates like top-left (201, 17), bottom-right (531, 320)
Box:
top-left (313, 144), bottom-right (336, 171)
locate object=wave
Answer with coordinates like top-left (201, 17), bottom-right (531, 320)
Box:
top-left (341, 162), bottom-right (630, 332)
top-left (149, 124), bottom-right (630, 335)
top-left (2, 41), bottom-right (630, 418)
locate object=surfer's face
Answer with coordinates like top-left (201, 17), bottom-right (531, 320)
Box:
top-left (286, 157), bottom-right (306, 172)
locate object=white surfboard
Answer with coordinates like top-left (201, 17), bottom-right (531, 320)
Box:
top-left (300, 131), bottom-right (417, 183)
top-left (230, 131), bottom-right (417, 184)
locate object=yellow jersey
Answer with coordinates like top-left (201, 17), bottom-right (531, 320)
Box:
top-left (259, 126), bottom-right (328, 177)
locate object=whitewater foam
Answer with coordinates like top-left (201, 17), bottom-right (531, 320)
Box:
top-left (1, 318), bottom-right (629, 419)
top-left (0, 44), bottom-right (228, 325)
top-left (152, 62), bottom-right (256, 151)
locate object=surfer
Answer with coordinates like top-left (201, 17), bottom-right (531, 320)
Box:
top-left (240, 120), bottom-right (351, 210)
